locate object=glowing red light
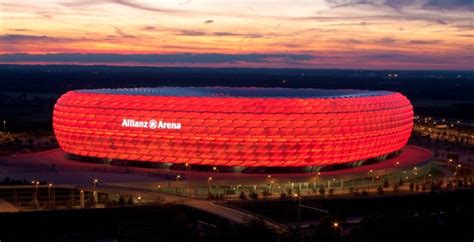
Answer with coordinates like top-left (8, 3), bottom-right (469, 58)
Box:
top-left (53, 89), bottom-right (413, 167)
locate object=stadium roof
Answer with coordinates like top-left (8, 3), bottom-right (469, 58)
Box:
top-left (77, 87), bottom-right (393, 99)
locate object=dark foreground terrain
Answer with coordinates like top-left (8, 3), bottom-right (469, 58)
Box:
top-left (0, 190), bottom-right (472, 242)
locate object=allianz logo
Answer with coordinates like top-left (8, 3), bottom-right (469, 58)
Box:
top-left (121, 118), bottom-right (182, 130)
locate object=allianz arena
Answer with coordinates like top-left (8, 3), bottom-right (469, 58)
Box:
top-left (53, 87), bottom-right (414, 168)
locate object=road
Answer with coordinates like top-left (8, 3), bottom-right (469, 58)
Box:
top-left (92, 184), bottom-right (288, 232)
top-left (0, 200), bottom-right (20, 212)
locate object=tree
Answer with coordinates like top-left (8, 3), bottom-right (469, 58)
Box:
top-left (328, 188), bottom-right (334, 196)
top-left (287, 188), bottom-right (293, 197)
top-left (383, 179), bottom-right (390, 188)
top-left (393, 184), bottom-right (399, 192)
top-left (398, 178), bottom-right (404, 186)
top-left (118, 195), bottom-right (126, 206)
top-left (239, 191), bottom-right (247, 200)
top-left (409, 182), bottom-right (415, 192)
top-left (127, 196), bottom-right (134, 205)
top-left (377, 185), bottom-right (384, 195)
top-left (262, 189), bottom-right (272, 199)
top-left (318, 186), bottom-right (326, 196)
top-left (249, 191), bottom-right (259, 200)
top-left (348, 187), bottom-right (354, 194)
top-left (447, 182), bottom-right (453, 190)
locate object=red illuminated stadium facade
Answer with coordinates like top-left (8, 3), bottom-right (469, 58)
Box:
top-left (53, 87), bottom-right (414, 168)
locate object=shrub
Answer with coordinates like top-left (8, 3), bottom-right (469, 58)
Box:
top-left (328, 188), bottom-right (334, 196)
top-left (249, 191), bottom-right (259, 200)
top-left (318, 187), bottom-right (326, 196)
top-left (377, 185), bottom-right (384, 195)
top-left (239, 191), bottom-right (247, 200)
top-left (393, 184), bottom-right (399, 192)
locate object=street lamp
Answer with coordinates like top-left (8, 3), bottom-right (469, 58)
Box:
top-left (137, 196), bottom-right (142, 204)
top-left (32, 180), bottom-right (39, 208)
top-left (48, 183), bottom-right (52, 204)
top-left (333, 222), bottom-right (343, 236)
top-left (207, 176), bottom-right (213, 193)
top-left (92, 178), bottom-right (99, 207)
top-left (212, 167), bottom-right (220, 198)
top-left (455, 164), bottom-right (461, 178)
top-left (367, 170), bottom-right (373, 191)
top-left (294, 193), bottom-right (302, 221)
top-left (314, 172), bottom-right (321, 190)
top-left (2, 120), bottom-right (6, 134)
top-left (93, 179), bottom-right (98, 189)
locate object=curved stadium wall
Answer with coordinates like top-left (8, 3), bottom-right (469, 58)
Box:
top-left (53, 87), bottom-right (413, 167)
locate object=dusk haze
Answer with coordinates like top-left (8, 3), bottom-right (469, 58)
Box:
top-left (0, 0), bottom-right (473, 70)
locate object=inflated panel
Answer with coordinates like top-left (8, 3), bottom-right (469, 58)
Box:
top-left (53, 87), bottom-right (413, 167)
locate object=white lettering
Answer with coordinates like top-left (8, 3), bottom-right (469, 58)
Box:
top-left (121, 118), bottom-right (181, 130)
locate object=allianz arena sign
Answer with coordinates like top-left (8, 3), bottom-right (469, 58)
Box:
top-left (121, 118), bottom-right (182, 130)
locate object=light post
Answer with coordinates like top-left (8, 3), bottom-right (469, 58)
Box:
top-left (314, 172), bottom-right (321, 189)
top-left (367, 169), bottom-right (373, 191)
top-left (48, 183), bottom-right (52, 205)
top-left (2, 120), bottom-right (6, 134)
top-left (137, 196), bottom-right (142, 204)
top-left (454, 164), bottom-right (461, 178)
top-left (212, 167), bottom-right (219, 198)
top-left (294, 193), bottom-right (302, 221)
top-left (207, 176), bottom-right (213, 193)
top-left (333, 222), bottom-right (343, 236)
top-left (92, 178), bottom-right (98, 206)
top-left (32, 180), bottom-right (39, 208)
top-left (266, 175), bottom-right (272, 193)
top-left (176, 174), bottom-right (181, 194)
top-left (185, 163), bottom-right (190, 171)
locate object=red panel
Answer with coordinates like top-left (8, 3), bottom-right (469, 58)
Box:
top-left (53, 90), bottom-right (414, 167)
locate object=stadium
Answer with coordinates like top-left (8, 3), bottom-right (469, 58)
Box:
top-left (53, 87), bottom-right (417, 172)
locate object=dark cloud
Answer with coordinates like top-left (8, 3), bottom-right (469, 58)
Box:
top-left (338, 38), bottom-right (363, 44)
top-left (114, 26), bottom-right (135, 38)
top-left (326, 0), bottom-right (404, 13)
top-left (204, 20), bottom-right (214, 24)
top-left (177, 30), bottom-right (262, 38)
top-left (142, 26), bottom-right (157, 31)
top-left (63, 0), bottom-right (186, 14)
top-left (326, 0), bottom-right (473, 13)
top-left (177, 30), bottom-right (207, 36)
top-left (0, 34), bottom-right (72, 43)
top-left (423, 0), bottom-right (474, 11)
top-left (0, 53), bottom-right (315, 64)
top-left (408, 39), bottom-right (443, 44)
top-left (374, 37), bottom-right (397, 44)
top-left (8, 28), bottom-right (31, 32)
top-left (436, 19), bottom-right (448, 25)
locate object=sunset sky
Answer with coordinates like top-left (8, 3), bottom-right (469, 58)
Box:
top-left (0, 0), bottom-right (473, 70)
